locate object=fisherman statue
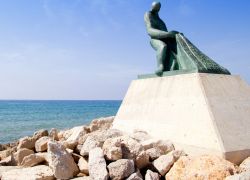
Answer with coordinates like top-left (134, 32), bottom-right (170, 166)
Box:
top-left (144, 1), bottom-right (230, 76)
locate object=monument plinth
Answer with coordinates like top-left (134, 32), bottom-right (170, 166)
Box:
top-left (113, 73), bottom-right (250, 164)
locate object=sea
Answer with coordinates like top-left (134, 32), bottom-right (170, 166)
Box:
top-left (0, 100), bottom-right (121, 144)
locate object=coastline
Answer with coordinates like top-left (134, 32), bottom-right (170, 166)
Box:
top-left (0, 116), bottom-right (249, 179)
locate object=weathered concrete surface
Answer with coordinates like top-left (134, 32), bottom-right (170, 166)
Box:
top-left (113, 73), bottom-right (250, 164)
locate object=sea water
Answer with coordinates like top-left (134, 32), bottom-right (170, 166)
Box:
top-left (0, 100), bottom-right (121, 144)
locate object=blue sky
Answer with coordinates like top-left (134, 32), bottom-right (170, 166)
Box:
top-left (0, 0), bottom-right (249, 100)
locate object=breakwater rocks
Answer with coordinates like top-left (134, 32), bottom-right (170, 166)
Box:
top-left (0, 116), bottom-right (250, 180)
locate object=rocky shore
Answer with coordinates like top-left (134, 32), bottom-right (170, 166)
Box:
top-left (0, 116), bottom-right (250, 180)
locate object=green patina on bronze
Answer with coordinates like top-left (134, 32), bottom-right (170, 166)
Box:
top-left (140, 1), bottom-right (230, 78)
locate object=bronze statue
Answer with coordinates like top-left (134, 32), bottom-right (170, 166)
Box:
top-left (144, 1), bottom-right (230, 76)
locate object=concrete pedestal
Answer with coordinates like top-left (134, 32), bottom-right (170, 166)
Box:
top-left (113, 73), bottom-right (250, 164)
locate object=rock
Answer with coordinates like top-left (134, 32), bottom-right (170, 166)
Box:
top-left (240, 157), bottom-right (250, 172)
top-left (13, 148), bottom-right (34, 166)
top-left (145, 170), bottom-right (160, 180)
top-left (17, 136), bottom-right (36, 150)
top-left (33, 129), bottom-right (49, 141)
top-left (88, 147), bottom-right (108, 180)
top-left (108, 159), bottom-right (135, 179)
top-left (66, 148), bottom-right (74, 154)
top-left (89, 116), bottom-right (115, 132)
top-left (126, 170), bottom-right (143, 180)
top-left (135, 151), bottom-right (150, 169)
top-left (57, 130), bottom-right (64, 140)
top-left (141, 139), bottom-right (174, 154)
top-left (225, 171), bottom-right (250, 180)
top-left (145, 148), bottom-right (162, 161)
top-left (35, 136), bottom-right (50, 152)
top-left (1, 165), bottom-right (55, 180)
top-left (75, 144), bottom-right (83, 154)
top-left (0, 155), bottom-right (14, 166)
top-left (0, 166), bottom-right (20, 178)
top-left (130, 130), bottom-right (151, 142)
top-left (21, 153), bottom-right (46, 167)
top-left (48, 141), bottom-right (79, 179)
top-left (152, 153), bottom-right (175, 176)
top-left (78, 157), bottom-right (89, 175)
top-left (62, 140), bottom-right (78, 150)
top-left (0, 148), bottom-right (14, 160)
top-left (49, 128), bottom-right (59, 141)
top-left (103, 137), bottom-right (123, 161)
top-left (66, 126), bottom-right (88, 142)
top-left (119, 136), bottom-right (143, 159)
top-left (165, 155), bottom-right (237, 180)
top-left (80, 135), bottom-right (103, 156)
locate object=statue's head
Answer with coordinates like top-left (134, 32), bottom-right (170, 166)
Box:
top-left (151, 1), bottom-right (161, 13)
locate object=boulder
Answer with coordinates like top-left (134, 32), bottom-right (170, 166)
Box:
top-left (102, 137), bottom-right (123, 161)
top-left (152, 153), bottom-right (175, 176)
top-left (80, 135), bottom-right (103, 156)
top-left (48, 141), bottom-right (79, 179)
top-left (0, 148), bottom-right (14, 160)
top-left (66, 126), bottom-right (88, 142)
top-left (13, 148), bottom-right (34, 166)
top-left (240, 157), bottom-right (250, 172)
top-left (78, 157), bottom-right (89, 175)
top-left (89, 116), bottom-right (114, 132)
top-left (145, 148), bottom-right (162, 161)
top-left (71, 177), bottom-right (91, 180)
top-left (1, 165), bottom-right (55, 180)
top-left (88, 147), bottom-right (109, 180)
top-left (0, 155), bottom-right (14, 166)
top-left (49, 128), bottom-right (59, 141)
top-left (135, 151), bottom-right (150, 169)
top-left (0, 166), bottom-right (20, 178)
top-left (33, 129), bottom-right (48, 141)
top-left (17, 136), bottom-right (36, 150)
top-left (165, 155), bottom-right (237, 180)
top-left (145, 170), bottom-right (160, 180)
top-left (108, 159), bottom-right (135, 179)
top-left (35, 136), bottom-right (50, 152)
top-left (21, 153), bottom-right (46, 167)
top-left (126, 170), bottom-right (143, 180)
top-left (225, 171), bottom-right (250, 180)
top-left (62, 140), bottom-right (78, 150)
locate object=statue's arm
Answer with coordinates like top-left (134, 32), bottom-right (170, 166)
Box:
top-left (144, 13), bottom-right (174, 39)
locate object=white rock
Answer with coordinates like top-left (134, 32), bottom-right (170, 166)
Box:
top-left (108, 159), bottom-right (135, 179)
top-left (17, 136), bottom-right (36, 150)
top-left (48, 141), bottom-right (79, 179)
top-left (35, 136), bottom-right (50, 152)
top-left (49, 128), bottom-right (59, 141)
top-left (145, 170), bottom-right (160, 180)
top-left (145, 148), bottom-right (162, 161)
top-left (103, 137), bottom-right (123, 161)
top-left (13, 148), bottom-right (34, 166)
top-left (80, 135), bottom-right (103, 156)
top-left (21, 153), bottom-right (46, 167)
top-left (66, 126), bottom-right (87, 142)
top-left (71, 177), bottom-right (91, 180)
top-left (0, 166), bottom-right (20, 178)
top-left (240, 157), bottom-right (250, 171)
top-left (89, 116), bottom-right (115, 132)
top-left (78, 157), bottom-right (89, 175)
top-left (152, 153), bottom-right (175, 176)
top-left (225, 171), bottom-right (250, 180)
top-left (1, 165), bottom-right (54, 180)
top-left (141, 139), bottom-right (174, 154)
top-left (88, 147), bottom-right (108, 180)
top-left (126, 170), bottom-right (143, 180)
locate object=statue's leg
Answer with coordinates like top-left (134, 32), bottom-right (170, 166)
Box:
top-left (150, 39), bottom-right (167, 75)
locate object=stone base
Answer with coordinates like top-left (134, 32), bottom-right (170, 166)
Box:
top-left (112, 73), bottom-right (250, 164)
